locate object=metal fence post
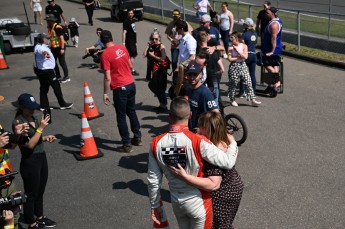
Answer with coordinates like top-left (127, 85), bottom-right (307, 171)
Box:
top-left (160, 0), bottom-right (164, 20)
top-left (249, 5), bottom-right (252, 19)
top-left (183, 0), bottom-right (186, 20)
top-left (297, 10), bottom-right (300, 52)
top-left (237, 0), bottom-right (240, 22)
top-left (328, 0), bottom-right (332, 40)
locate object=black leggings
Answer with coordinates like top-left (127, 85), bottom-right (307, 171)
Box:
top-left (20, 153), bottom-right (48, 224)
top-left (51, 47), bottom-right (69, 78)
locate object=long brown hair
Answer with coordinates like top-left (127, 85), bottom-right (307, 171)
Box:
top-left (198, 112), bottom-right (230, 146)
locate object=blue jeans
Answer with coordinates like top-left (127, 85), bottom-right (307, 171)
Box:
top-left (196, 11), bottom-right (206, 20)
top-left (210, 77), bottom-right (220, 106)
top-left (220, 29), bottom-right (230, 53)
top-left (240, 53), bottom-right (257, 94)
top-left (171, 48), bottom-right (179, 72)
top-left (113, 83), bottom-right (141, 144)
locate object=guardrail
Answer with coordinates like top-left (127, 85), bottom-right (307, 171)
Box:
top-left (76, 0), bottom-right (345, 57)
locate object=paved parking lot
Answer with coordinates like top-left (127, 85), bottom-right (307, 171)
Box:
top-left (1, 1), bottom-right (345, 228)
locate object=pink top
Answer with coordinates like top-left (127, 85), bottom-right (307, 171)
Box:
top-left (231, 43), bottom-right (245, 63)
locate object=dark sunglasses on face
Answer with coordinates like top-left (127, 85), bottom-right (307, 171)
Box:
top-left (152, 38), bottom-right (159, 41)
top-left (199, 21), bottom-right (206, 25)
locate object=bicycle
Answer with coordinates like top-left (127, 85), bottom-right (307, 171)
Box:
top-left (219, 97), bottom-right (248, 146)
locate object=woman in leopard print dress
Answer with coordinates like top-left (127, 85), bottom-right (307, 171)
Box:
top-left (171, 112), bottom-right (243, 229)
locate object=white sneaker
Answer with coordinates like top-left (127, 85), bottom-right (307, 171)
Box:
top-left (231, 101), bottom-right (238, 107)
top-left (251, 99), bottom-right (262, 106)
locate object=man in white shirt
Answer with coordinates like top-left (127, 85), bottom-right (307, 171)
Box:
top-left (34, 33), bottom-right (73, 110)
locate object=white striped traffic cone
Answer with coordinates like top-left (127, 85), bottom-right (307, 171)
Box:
top-left (83, 81), bottom-right (104, 120)
top-left (74, 112), bottom-right (103, 160)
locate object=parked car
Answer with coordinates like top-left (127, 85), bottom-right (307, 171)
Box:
top-left (0, 17), bottom-right (39, 55)
top-left (110, 0), bottom-right (143, 22)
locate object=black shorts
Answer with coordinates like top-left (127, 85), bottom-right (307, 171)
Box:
top-left (125, 42), bottom-right (137, 58)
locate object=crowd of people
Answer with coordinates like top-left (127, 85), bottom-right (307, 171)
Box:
top-left (146, 1), bottom-right (283, 228)
top-left (1, 0), bottom-right (284, 228)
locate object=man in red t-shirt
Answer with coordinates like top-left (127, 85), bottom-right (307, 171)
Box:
top-left (100, 30), bottom-right (142, 153)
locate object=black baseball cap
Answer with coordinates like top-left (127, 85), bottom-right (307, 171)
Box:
top-left (269, 7), bottom-right (278, 15)
top-left (17, 93), bottom-right (40, 110)
top-left (186, 62), bottom-right (203, 75)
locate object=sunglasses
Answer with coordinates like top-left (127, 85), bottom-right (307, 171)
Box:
top-left (199, 21), bottom-right (206, 25)
top-left (151, 38), bottom-right (159, 41)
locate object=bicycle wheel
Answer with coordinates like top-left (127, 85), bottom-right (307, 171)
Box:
top-left (224, 113), bottom-right (248, 145)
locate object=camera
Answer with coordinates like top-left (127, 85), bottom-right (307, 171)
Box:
top-left (148, 46), bottom-right (154, 52)
top-left (0, 171), bottom-right (27, 213)
top-left (0, 128), bottom-right (29, 149)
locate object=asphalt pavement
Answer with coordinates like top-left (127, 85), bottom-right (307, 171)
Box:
top-left (1, 0), bottom-right (345, 228)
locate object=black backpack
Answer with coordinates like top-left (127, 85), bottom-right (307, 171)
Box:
top-left (53, 24), bottom-right (69, 41)
top-left (62, 25), bottom-right (69, 41)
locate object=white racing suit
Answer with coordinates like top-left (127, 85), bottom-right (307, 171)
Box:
top-left (147, 124), bottom-right (238, 229)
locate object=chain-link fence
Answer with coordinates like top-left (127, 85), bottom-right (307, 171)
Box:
top-left (90, 0), bottom-right (345, 55)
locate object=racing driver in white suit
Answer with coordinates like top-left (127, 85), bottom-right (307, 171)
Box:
top-left (147, 96), bottom-right (238, 229)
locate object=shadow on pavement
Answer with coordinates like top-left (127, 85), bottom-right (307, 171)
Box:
top-left (112, 179), bottom-right (171, 203)
top-left (55, 133), bottom-right (120, 152)
top-left (20, 76), bottom-right (37, 81)
top-left (96, 17), bottom-right (114, 22)
top-left (116, 153), bottom-right (171, 201)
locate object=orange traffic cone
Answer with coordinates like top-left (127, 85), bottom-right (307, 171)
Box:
top-left (153, 199), bottom-right (169, 229)
top-left (83, 81), bottom-right (104, 120)
top-left (74, 112), bottom-right (103, 160)
top-left (0, 50), bottom-right (9, 70)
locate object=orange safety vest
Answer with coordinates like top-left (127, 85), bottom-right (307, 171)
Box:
top-left (0, 148), bottom-right (13, 186)
top-left (48, 22), bottom-right (62, 48)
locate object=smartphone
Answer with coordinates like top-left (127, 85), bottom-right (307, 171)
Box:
top-left (43, 108), bottom-right (52, 124)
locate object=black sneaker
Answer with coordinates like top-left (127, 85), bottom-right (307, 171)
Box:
top-left (60, 103), bottom-right (73, 110)
top-left (60, 76), bottom-right (71, 83)
top-left (37, 216), bottom-right (56, 228)
top-left (121, 144), bottom-right (133, 153)
top-left (132, 71), bottom-right (139, 76)
top-left (56, 75), bottom-right (62, 80)
top-left (131, 137), bottom-right (142, 146)
top-left (28, 223), bottom-right (45, 229)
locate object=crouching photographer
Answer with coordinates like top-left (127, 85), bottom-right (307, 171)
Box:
top-left (83, 28), bottom-right (105, 68)
top-left (0, 172), bottom-right (27, 229)
top-left (0, 122), bottom-right (29, 229)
